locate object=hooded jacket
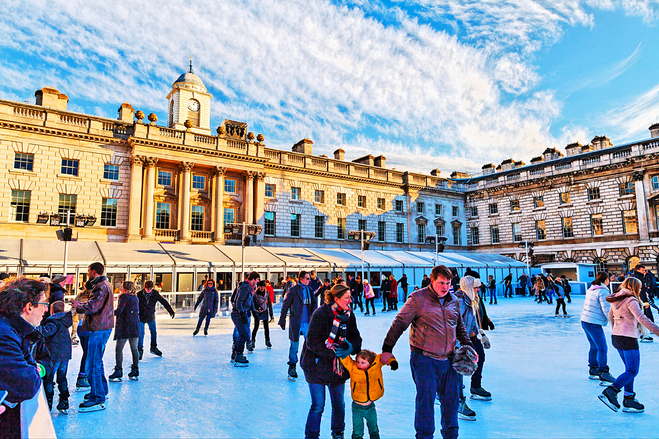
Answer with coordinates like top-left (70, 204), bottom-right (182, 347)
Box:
top-left (41, 311), bottom-right (73, 362)
top-left (581, 284), bottom-right (610, 326)
top-left (341, 354), bottom-right (395, 403)
top-left (607, 289), bottom-right (659, 339)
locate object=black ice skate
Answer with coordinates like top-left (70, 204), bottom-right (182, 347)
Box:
top-left (234, 354), bottom-right (249, 367)
top-left (599, 386), bottom-right (620, 412)
top-left (589, 367), bottom-right (600, 380)
top-left (599, 368), bottom-right (616, 387)
top-left (128, 365), bottom-right (139, 381)
top-left (246, 340), bottom-right (254, 354)
top-left (458, 398), bottom-right (476, 421)
top-left (109, 367), bottom-right (123, 382)
top-left (623, 393), bottom-right (644, 413)
top-left (78, 400), bottom-right (106, 413)
top-left (266, 339), bottom-right (272, 349)
top-left (138, 348), bottom-right (144, 360)
top-left (76, 375), bottom-right (90, 392)
top-left (288, 364), bottom-right (298, 381)
top-left (192, 329), bottom-right (199, 336)
top-left (230, 350), bottom-right (236, 363)
top-left (150, 346), bottom-right (162, 356)
top-left (56, 399), bottom-right (69, 415)
top-left (640, 336), bottom-right (653, 343)
top-left (470, 387), bottom-right (492, 401)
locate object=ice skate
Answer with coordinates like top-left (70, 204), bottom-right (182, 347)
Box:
top-left (470, 387), bottom-right (492, 401)
top-left (56, 399), bottom-right (69, 415)
top-left (75, 375), bottom-right (90, 392)
top-left (599, 369), bottom-right (616, 387)
top-left (128, 365), bottom-right (139, 381)
top-left (192, 329), bottom-right (199, 336)
top-left (234, 354), bottom-right (249, 367)
top-left (108, 367), bottom-right (123, 382)
top-left (589, 367), bottom-right (600, 380)
top-left (138, 348), bottom-right (144, 360)
top-left (458, 399), bottom-right (476, 421)
top-left (599, 386), bottom-right (620, 412)
top-left (78, 400), bottom-right (106, 413)
top-left (265, 339), bottom-right (272, 349)
top-left (246, 340), bottom-right (254, 354)
top-left (288, 364), bottom-right (298, 381)
top-left (640, 336), bottom-right (653, 343)
top-left (230, 351), bottom-right (236, 363)
top-left (150, 345), bottom-right (162, 356)
top-left (622, 393), bottom-right (644, 413)
top-left (204, 329), bottom-right (208, 336)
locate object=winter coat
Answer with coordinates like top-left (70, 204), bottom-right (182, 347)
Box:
top-left (76, 275), bottom-right (114, 332)
top-left (301, 304), bottom-right (362, 385)
top-left (266, 285), bottom-right (275, 303)
top-left (41, 311), bottom-right (73, 362)
top-left (488, 279), bottom-right (496, 290)
top-left (43, 283), bottom-right (67, 320)
top-left (341, 354), bottom-right (395, 403)
top-left (390, 280), bottom-right (398, 298)
top-left (607, 289), bottom-right (659, 339)
top-left (0, 313), bottom-right (42, 406)
top-left (581, 284), bottom-right (610, 326)
top-left (137, 289), bottom-right (175, 323)
top-left (195, 287), bottom-right (219, 318)
top-left (252, 288), bottom-right (271, 321)
top-left (421, 277), bottom-right (431, 288)
top-left (380, 280), bottom-right (391, 293)
top-left (114, 294), bottom-right (140, 340)
top-left (309, 277), bottom-right (323, 297)
top-left (231, 281), bottom-right (253, 315)
top-left (398, 276), bottom-right (408, 288)
top-left (455, 290), bottom-right (478, 337)
top-left (364, 284), bottom-right (374, 299)
top-left (477, 296), bottom-right (494, 330)
top-left (382, 286), bottom-right (471, 361)
top-left (279, 283), bottom-right (318, 342)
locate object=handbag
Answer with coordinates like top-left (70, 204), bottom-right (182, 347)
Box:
top-left (475, 310), bottom-right (491, 350)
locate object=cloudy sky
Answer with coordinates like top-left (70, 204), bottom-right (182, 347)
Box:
top-left (1, 0), bottom-right (658, 175)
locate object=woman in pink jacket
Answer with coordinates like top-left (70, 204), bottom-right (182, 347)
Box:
top-left (599, 277), bottom-right (659, 413)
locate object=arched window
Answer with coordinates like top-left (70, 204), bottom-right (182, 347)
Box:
top-left (593, 257), bottom-right (608, 273)
top-left (623, 255), bottom-right (640, 274)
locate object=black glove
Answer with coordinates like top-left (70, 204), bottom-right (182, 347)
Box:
top-left (170, 312), bottom-right (176, 319)
top-left (240, 312), bottom-right (248, 324)
top-left (487, 320), bottom-right (495, 330)
top-left (280, 322), bottom-right (286, 330)
top-left (390, 360), bottom-right (399, 371)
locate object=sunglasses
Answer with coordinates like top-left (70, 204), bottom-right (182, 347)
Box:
top-left (34, 302), bottom-right (50, 307)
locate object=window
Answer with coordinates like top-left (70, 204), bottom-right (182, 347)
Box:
top-left (436, 224), bottom-right (445, 237)
top-left (619, 182), bottom-right (634, 197)
top-left (358, 219), bottom-right (367, 231)
top-left (588, 187), bottom-right (601, 201)
top-left (653, 176), bottom-right (659, 191)
top-left (378, 221), bottom-right (386, 242)
top-left (468, 206), bottom-right (478, 217)
top-left (155, 202), bottom-right (171, 229)
top-left (337, 193), bottom-right (346, 206)
top-left (623, 210), bottom-right (638, 234)
top-left (357, 195), bottom-right (366, 208)
top-left (315, 216), bottom-right (324, 238)
top-left (435, 204), bottom-right (443, 216)
top-left (191, 206), bottom-right (204, 231)
top-left (417, 224), bottom-right (426, 243)
top-left (58, 194), bottom-right (77, 220)
top-left (510, 200), bottom-right (520, 212)
top-left (512, 223), bottom-right (522, 242)
top-left (100, 198), bottom-right (118, 227)
top-left (192, 175), bottom-right (205, 190)
top-left (417, 202), bottom-right (424, 214)
top-left (560, 192), bottom-right (571, 205)
top-left (562, 217), bottom-right (574, 238)
top-left (264, 212), bottom-right (275, 236)
top-left (61, 159), bottom-right (79, 176)
top-left (471, 227), bottom-right (479, 245)
top-left (103, 164), bottom-right (119, 180)
top-left (395, 200), bottom-right (404, 212)
top-left (534, 196), bottom-right (544, 209)
top-left (490, 225), bottom-right (500, 244)
top-left (265, 184), bottom-right (275, 198)
top-left (291, 187), bottom-right (301, 201)
top-left (591, 214), bottom-right (603, 236)
top-left (158, 170), bottom-right (172, 186)
top-left (225, 179), bottom-right (237, 193)
top-left (314, 190), bottom-right (324, 203)
top-left (396, 223), bottom-right (404, 243)
top-left (452, 206), bottom-right (459, 217)
top-left (453, 225), bottom-right (461, 245)
top-left (14, 153), bottom-right (34, 171)
top-left (10, 190), bottom-right (30, 222)
top-left (224, 208), bottom-right (235, 225)
top-left (377, 198), bottom-right (385, 210)
top-left (489, 203), bottom-right (498, 215)
top-left (536, 220), bottom-right (546, 240)
top-left (291, 214), bottom-right (301, 237)
top-left (337, 218), bottom-right (346, 240)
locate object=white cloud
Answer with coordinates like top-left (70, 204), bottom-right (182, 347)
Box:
top-left (603, 83), bottom-right (659, 140)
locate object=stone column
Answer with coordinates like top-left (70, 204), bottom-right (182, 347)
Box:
top-left (244, 171), bottom-right (255, 225)
top-left (633, 170), bottom-right (649, 241)
top-left (255, 172), bottom-right (265, 232)
top-left (213, 166), bottom-right (227, 243)
top-left (127, 155), bottom-right (145, 241)
top-left (179, 162), bottom-right (194, 242)
top-left (143, 157), bottom-right (158, 239)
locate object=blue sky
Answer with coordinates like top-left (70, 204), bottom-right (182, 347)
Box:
top-left (0, 0), bottom-right (658, 175)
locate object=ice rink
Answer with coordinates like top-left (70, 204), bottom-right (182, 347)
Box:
top-left (51, 295), bottom-right (659, 438)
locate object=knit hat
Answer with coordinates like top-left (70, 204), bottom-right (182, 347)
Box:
top-left (452, 345), bottom-right (479, 376)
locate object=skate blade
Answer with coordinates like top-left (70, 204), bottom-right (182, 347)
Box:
top-left (58, 409), bottom-right (68, 415)
top-left (599, 381), bottom-right (613, 387)
top-left (288, 376), bottom-right (296, 381)
top-left (109, 378), bottom-right (122, 382)
top-left (622, 407), bottom-right (644, 413)
top-left (458, 414), bottom-right (477, 421)
top-left (470, 395), bottom-right (492, 401)
top-left (129, 377), bottom-right (139, 381)
top-left (640, 339), bottom-right (653, 343)
top-left (598, 395), bottom-right (619, 412)
top-left (234, 362), bottom-right (249, 367)
top-left (78, 403), bottom-right (106, 413)
top-left (267, 346), bottom-right (272, 349)
top-left (75, 387), bottom-right (90, 392)
top-left (589, 375), bottom-right (600, 380)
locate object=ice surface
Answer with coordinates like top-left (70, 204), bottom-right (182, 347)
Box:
top-left (51, 296), bottom-right (659, 438)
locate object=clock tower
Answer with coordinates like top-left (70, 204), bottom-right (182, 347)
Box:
top-left (166, 61), bottom-right (212, 134)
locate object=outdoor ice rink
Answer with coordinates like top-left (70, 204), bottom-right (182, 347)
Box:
top-left (52, 295), bottom-right (659, 438)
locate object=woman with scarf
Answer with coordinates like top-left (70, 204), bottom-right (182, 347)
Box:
top-left (193, 279), bottom-right (219, 336)
top-left (301, 284), bottom-right (362, 439)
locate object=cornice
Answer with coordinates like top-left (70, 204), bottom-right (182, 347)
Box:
top-left (0, 120), bottom-right (124, 144)
top-left (128, 137), bottom-right (269, 164)
top-left (265, 162), bottom-right (405, 189)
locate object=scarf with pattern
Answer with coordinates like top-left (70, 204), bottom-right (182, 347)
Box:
top-left (326, 305), bottom-right (351, 376)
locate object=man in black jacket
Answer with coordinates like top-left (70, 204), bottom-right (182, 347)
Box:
top-left (231, 272), bottom-right (260, 367)
top-left (137, 280), bottom-right (175, 358)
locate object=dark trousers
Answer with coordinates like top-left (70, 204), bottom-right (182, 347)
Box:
top-left (252, 317), bottom-right (270, 343)
top-left (555, 298), bottom-right (567, 315)
top-left (565, 291), bottom-right (571, 303)
top-left (489, 288), bottom-right (497, 304)
top-left (352, 294), bottom-right (363, 311)
top-left (268, 301), bottom-right (274, 320)
top-left (504, 283), bottom-right (512, 297)
top-left (381, 292), bottom-right (389, 310)
top-left (138, 320), bottom-right (158, 349)
top-left (0, 404), bottom-right (20, 439)
top-left (402, 286), bottom-right (408, 302)
top-left (470, 336), bottom-right (485, 389)
top-left (78, 329), bottom-right (90, 377)
top-left (388, 295), bottom-right (398, 310)
top-left (43, 360), bottom-right (70, 409)
top-left (195, 311), bottom-right (212, 333)
top-left (365, 297), bottom-right (376, 314)
top-left (351, 401), bottom-right (379, 439)
top-left (115, 337), bottom-right (139, 368)
top-left (231, 312), bottom-right (251, 355)
top-left (86, 329), bottom-right (111, 404)
top-left (410, 351), bottom-right (459, 439)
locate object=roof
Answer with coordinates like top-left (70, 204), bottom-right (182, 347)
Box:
top-left (215, 246), bottom-right (284, 268)
top-left (173, 72), bottom-right (206, 90)
top-left (97, 242), bottom-right (173, 267)
top-left (21, 240), bottom-right (103, 269)
top-left (160, 244), bottom-right (233, 268)
top-left (262, 247), bottom-right (330, 269)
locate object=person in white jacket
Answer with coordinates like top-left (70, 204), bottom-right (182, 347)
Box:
top-left (581, 272), bottom-right (615, 385)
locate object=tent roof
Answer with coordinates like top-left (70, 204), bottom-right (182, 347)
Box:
top-left (97, 242), bottom-right (173, 267)
top-left (215, 246), bottom-right (284, 268)
top-left (262, 247), bottom-right (331, 268)
top-left (21, 240), bottom-right (103, 267)
top-left (0, 239), bottom-right (23, 268)
top-left (342, 250), bottom-right (403, 268)
top-left (453, 252), bottom-right (526, 268)
top-left (404, 251), bottom-right (466, 267)
top-left (375, 250), bottom-right (434, 267)
top-left (306, 249), bottom-right (363, 268)
top-left (160, 244), bottom-right (233, 268)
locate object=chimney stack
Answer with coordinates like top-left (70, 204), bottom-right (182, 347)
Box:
top-left (374, 155), bottom-right (386, 168)
top-left (35, 87), bottom-right (68, 111)
top-left (292, 138), bottom-right (313, 155)
top-left (650, 123), bottom-right (659, 139)
top-left (118, 102), bottom-right (135, 123)
top-left (334, 148), bottom-right (345, 161)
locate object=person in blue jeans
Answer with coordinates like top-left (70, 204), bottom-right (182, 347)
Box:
top-left (231, 272), bottom-right (260, 367)
top-left (137, 281), bottom-right (175, 358)
top-left (581, 272), bottom-right (615, 383)
top-left (488, 275), bottom-right (497, 305)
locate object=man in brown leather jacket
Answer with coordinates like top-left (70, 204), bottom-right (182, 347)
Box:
top-left (381, 265), bottom-right (471, 439)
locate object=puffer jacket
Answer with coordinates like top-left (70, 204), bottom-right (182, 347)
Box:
top-left (455, 290), bottom-right (478, 338)
top-left (382, 286), bottom-right (471, 360)
top-left (341, 354), bottom-right (394, 403)
top-left (607, 289), bottom-right (659, 339)
top-left (41, 311), bottom-right (73, 362)
top-left (114, 294), bottom-right (140, 340)
top-left (76, 275), bottom-right (114, 332)
top-left (581, 284), bottom-right (610, 326)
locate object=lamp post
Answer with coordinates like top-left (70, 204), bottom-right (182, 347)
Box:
top-left (225, 222), bottom-right (263, 287)
top-left (520, 240), bottom-right (534, 276)
top-left (430, 235), bottom-right (448, 266)
top-left (348, 230), bottom-right (376, 284)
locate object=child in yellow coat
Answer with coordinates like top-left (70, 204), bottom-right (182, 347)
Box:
top-left (341, 349), bottom-right (398, 439)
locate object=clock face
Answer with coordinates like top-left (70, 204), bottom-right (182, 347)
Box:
top-left (188, 99), bottom-right (200, 112)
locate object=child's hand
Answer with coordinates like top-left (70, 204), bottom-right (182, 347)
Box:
top-left (390, 360), bottom-right (399, 371)
top-left (381, 352), bottom-right (395, 363)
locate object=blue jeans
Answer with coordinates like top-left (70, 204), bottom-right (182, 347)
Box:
top-left (231, 313), bottom-right (251, 354)
top-left (410, 351), bottom-right (459, 439)
top-left (581, 321), bottom-right (608, 370)
top-left (289, 322), bottom-right (309, 366)
top-left (85, 329), bottom-right (112, 404)
top-left (43, 361), bottom-right (69, 407)
top-left (613, 349), bottom-right (640, 393)
top-left (78, 329), bottom-right (90, 376)
top-left (305, 382), bottom-right (345, 439)
top-left (138, 320), bottom-right (158, 350)
top-left (489, 288), bottom-right (497, 303)
top-left (504, 283), bottom-right (512, 297)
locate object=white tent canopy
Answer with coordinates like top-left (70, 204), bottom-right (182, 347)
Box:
top-left (262, 247), bottom-right (331, 269)
top-left (306, 248), bottom-right (363, 268)
top-left (216, 245), bottom-right (284, 268)
top-left (21, 240), bottom-right (103, 272)
top-left (161, 244), bottom-right (233, 268)
top-left (97, 242), bottom-right (174, 268)
top-left (375, 251), bottom-right (433, 268)
top-left (342, 250), bottom-right (403, 268)
top-left (0, 239), bottom-right (23, 270)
